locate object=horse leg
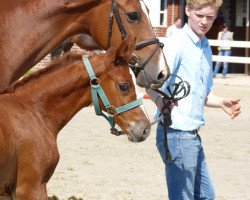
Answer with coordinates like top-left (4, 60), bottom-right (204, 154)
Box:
top-left (14, 182), bottom-right (48, 200)
top-left (14, 161), bottom-right (50, 200)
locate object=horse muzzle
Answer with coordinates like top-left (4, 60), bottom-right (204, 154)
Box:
top-left (127, 122), bottom-right (151, 143)
top-left (128, 53), bottom-right (170, 89)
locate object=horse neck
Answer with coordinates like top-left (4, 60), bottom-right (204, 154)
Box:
top-left (18, 55), bottom-right (106, 134)
top-left (0, 0), bottom-right (94, 88)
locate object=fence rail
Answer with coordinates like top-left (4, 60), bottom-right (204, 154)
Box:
top-left (208, 40), bottom-right (250, 48)
top-left (158, 37), bottom-right (250, 74)
top-left (208, 39), bottom-right (250, 64)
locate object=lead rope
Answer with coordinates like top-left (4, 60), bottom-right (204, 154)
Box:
top-left (152, 74), bottom-right (190, 162)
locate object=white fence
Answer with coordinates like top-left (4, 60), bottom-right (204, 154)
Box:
top-left (159, 37), bottom-right (250, 74)
top-left (208, 40), bottom-right (250, 64)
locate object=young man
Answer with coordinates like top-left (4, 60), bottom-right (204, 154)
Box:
top-left (147, 0), bottom-right (241, 199)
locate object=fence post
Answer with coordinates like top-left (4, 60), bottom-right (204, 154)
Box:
top-left (245, 0), bottom-right (250, 75)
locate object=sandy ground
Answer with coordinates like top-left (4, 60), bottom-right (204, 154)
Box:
top-left (47, 74), bottom-right (250, 200)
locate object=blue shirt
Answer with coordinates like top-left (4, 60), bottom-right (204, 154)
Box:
top-left (155, 24), bottom-right (214, 131)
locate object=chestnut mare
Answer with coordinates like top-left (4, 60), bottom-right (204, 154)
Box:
top-left (0, 37), bottom-right (150, 199)
top-left (0, 0), bottom-right (169, 89)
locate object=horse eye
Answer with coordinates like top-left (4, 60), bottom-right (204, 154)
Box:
top-left (118, 83), bottom-right (130, 92)
top-left (126, 12), bottom-right (140, 23)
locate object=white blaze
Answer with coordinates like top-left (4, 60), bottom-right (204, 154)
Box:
top-left (129, 68), bottom-right (149, 118)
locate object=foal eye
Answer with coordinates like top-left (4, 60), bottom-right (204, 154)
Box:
top-left (126, 12), bottom-right (140, 23)
top-left (118, 83), bottom-right (130, 92)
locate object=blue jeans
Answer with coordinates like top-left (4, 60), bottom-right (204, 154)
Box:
top-left (213, 49), bottom-right (231, 77)
top-left (156, 123), bottom-right (215, 200)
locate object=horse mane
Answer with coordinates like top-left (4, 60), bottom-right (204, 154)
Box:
top-left (0, 52), bottom-right (94, 95)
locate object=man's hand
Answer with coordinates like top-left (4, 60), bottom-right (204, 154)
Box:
top-left (221, 98), bottom-right (241, 119)
top-left (156, 96), bottom-right (177, 114)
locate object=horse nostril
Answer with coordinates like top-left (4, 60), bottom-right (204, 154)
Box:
top-left (143, 127), bottom-right (150, 139)
top-left (157, 69), bottom-right (169, 81)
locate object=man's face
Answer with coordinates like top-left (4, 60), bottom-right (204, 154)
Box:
top-left (185, 4), bottom-right (217, 39)
top-left (223, 27), bottom-right (228, 32)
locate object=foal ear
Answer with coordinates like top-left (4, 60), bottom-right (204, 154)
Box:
top-left (64, 0), bottom-right (99, 10)
top-left (115, 35), bottom-right (137, 63)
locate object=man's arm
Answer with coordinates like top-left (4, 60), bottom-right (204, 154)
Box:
top-left (146, 89), bottom-right (163, 108)
top-left (205, 92), bottom-right (241, 119)
top-left (146, 89), bottom-right (176, 112)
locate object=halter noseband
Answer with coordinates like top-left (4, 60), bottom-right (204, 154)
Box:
top-left (83, 57), bottom-right (143, 135)
top-left (107, 0), bottom-right (164, 76)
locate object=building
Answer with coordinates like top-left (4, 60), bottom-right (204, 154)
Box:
top-left (144, 0), bottom-right (250, 74)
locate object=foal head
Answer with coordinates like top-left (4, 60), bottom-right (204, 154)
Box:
top-left (93, 36), bottom-right (151, 142)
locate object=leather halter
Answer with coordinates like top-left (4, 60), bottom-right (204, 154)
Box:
top-left (83, 57), bottom-right (143, 135)
top-left (107, 0), bottom-right (164, 76)
top-left (107, 0), bottom-right (127, 48)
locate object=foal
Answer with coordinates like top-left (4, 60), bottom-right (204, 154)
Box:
top-left (0, 37), bottom-right (150, 200)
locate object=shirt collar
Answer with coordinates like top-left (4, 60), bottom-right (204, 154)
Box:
top-left (183, 24), bottom-right (209, 48)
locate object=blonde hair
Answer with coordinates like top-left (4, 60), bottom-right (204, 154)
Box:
top-left (186, 0), bottom-right (223, 10)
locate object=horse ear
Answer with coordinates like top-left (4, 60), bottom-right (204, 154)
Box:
top-left (64, 0), bottom-right (99, 10)
top-left (115, 35), bottom-right (137, 63)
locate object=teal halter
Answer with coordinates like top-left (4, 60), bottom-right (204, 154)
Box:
top-left (83, 57), bottom-right (143, 133)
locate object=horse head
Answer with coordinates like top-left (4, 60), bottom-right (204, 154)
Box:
top-left (85, 0), bottom-right (170, 89)
top-left (95, 35), bottom-right (151, 142)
